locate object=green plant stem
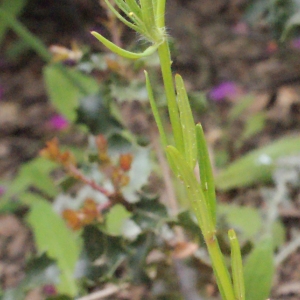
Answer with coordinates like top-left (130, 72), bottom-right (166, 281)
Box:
top-left (156, 0), bottom-right (166, 28)
top-left (157, 41), bottom-right (184, 153)
top-left (206, 236), bottom-right (236, 300)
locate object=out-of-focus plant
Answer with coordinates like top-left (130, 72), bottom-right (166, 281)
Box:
top-left (91, 1), bottom-right (245, 299)
top-left (2, 0), bottom-right (298, 299)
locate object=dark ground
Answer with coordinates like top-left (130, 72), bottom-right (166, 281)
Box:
top-left (1, 0), bottom-right (300, 299)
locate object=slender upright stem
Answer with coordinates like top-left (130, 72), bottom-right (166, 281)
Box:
top-left (156, 0), bottom-right (166, 28)
top-left (157, 41), bottom-right (184, 153)
top-left (206, 236), bottom-right (236, 300)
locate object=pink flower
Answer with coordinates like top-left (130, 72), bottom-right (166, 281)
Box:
top-left (209, 81), bottom-right (239, 101)
top-left (49, 114), bottom-right (69, 131)
top-left (43, 285), bottom-right (57, 296)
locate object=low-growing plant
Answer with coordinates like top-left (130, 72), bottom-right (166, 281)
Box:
top-left (2, 1), bottom-right (300, 299)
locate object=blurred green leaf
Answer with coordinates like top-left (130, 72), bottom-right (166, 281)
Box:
top-left (132, 196), bottom-right (168, 231)
top-left (218, 205), bottom-right (262, 241)
top-left (83, 225), bottom-right (106, 261)
top-left (0, 0), bottom-right (27, 44)
top-left (77, 93), bottom-right (122, 134)
top-left (272, 220), bottom-right (286, 249)
top-left (110, 80), bottom-right (148, 102)
top-left (44, 65), bottom-right (99, 122)
top-left (105, 204), bottom-right (132, 236)
top-left (216, 136), bottom-right (300, 190)
top-left (27, 200), bottom-right (82, 296)
top-left (244, 236), bottom-right (274, 300)
top-left (228, 96), bottom-right (254, 123)
top-left (240, 112), bottom-right (266, 143)
top-left (1, 157), bottom-right (57, 210)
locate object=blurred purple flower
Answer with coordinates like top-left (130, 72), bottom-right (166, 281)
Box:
top-left (292, 38), bottom-right (300, 49)
top-left (209, 81), bottom-right (239, 102)
top-left (43, 285), bottom-right (57, 296)
top-left (49, 114), bottom-right (69, 131)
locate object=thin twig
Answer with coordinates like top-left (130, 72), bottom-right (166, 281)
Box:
top-left (77, 284), bottom-right (128, 300)
top-left (67, 164), bottom-right (112, 197)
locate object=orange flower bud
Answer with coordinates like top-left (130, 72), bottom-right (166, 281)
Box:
top-left (119, 153), bottom-right (133, 172)
top-left (62, 209), bottom-right (82, 230)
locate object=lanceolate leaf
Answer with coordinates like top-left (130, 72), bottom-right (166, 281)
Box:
top-left (166, 145), bottom-right (214, 237)
top-left (244, 235), bottom-right (274, 300)
top-left (91, 31), bottom-right (159, 59)
top-left (196, 124), bottom-right (216, 225)
top-left (216, 136), bottom-right (300, 190)
top-left (228, 229), bottom-right (245, 300)
top-left (175, 74), bottom-right (197, 169)
top-left (27, 200), bottom-right (82, 296)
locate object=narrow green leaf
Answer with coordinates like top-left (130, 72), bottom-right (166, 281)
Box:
top-left (216, 136), bottom-right (300, 190)
top-left (91, 31), bottom-right (159, 59)
top-left (244, 236), bottom-right (274, 300)
top-left (228, 229), bottom-right (245, 300)
top-left (145, 71), bottom-right (167, 148)
top-left (175, 74), bottom-right (197, 169)
top-left (196, 124), bottom-right (216, 225)
top-left (104, 0), bottom-right (139, 29)
top-left (27, 200), bottom-right (82, 296)
top-left (166, 146), bottom-right (214, 237)
top-left (1, 157), bottom-right (57, 204)
top-left (0, 8), bottom-right (51, 61)
top-left (140, 0), bottom-right (156, 38)
top-left (0, 0), bottom-right (27, 44)
top-left (125, 0), bottom-right (142, 19)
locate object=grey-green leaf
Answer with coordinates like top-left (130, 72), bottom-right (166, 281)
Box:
top-left (244, 235), bottom-right (274, 300)
top-left (216, 136), bottom-right (300, 190)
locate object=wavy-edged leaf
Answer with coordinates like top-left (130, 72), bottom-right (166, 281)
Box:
top-left (27, 200), bottom-right (82, 296)
top-left (196, 124), bottom-right (216, 225)
top-left (216, 136), bottom-right (300, 190)
top-left (228, 229), bottom-right (245, 300)
top-left (244, 235), bottom-right (274, 300)
top-left (175, 74), bottom-right (197, 169)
